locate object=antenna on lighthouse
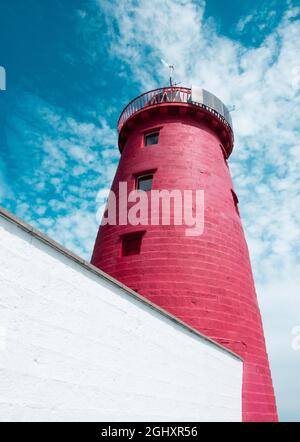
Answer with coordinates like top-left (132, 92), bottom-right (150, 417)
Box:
top-left (161, 58), bottom-right (175, 87)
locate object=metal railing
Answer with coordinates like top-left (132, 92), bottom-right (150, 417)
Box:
top-left (117, 86), bottom-right (233, 135)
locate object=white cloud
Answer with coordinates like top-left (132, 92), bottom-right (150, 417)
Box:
top-left (236, 8), bottom-right (277, 34)
top-left (258, 270), bottom-right (300, 421)
top-left (6, 95), bottom-right (119, 260)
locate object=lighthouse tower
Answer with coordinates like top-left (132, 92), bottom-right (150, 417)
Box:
top-left (91, 85), bottom-right (278, 422)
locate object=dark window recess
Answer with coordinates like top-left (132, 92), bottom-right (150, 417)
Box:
top-left (231, 190), bottom-right (240, 215)
top-left (136, 174), bottom-right (153, 192)
top-left (145, 131), bottom-right (159, 146)
top-left (122, 232), bottom-right (144, 256)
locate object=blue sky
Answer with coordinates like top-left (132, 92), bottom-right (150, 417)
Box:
top-left (0, 0), bottom-right (300, 421)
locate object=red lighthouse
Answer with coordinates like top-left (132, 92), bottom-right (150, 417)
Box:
top-left (91, 86), bottom-right (278, 422)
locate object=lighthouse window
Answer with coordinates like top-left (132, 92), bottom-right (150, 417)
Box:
top-left (122, 232), bottom-right (144, 256)
top-left (145, 131), bottom-right (159, 146)
top-left (136, 174), bottom-right (153, 192)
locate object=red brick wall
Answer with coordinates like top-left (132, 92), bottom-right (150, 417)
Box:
top-left (91, 108), bottom-right (278, 422)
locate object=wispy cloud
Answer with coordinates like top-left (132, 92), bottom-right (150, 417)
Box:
top-left (4, 94), bottom-right (119, 259)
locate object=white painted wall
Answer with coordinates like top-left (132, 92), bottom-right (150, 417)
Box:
top-left (0, 210), bottom-right (242, 422)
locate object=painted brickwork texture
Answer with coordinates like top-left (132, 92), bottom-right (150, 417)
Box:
top-left (0, 213), bottom-right (242, 421)
top-left (92, 109), bottom-right (278, 422)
